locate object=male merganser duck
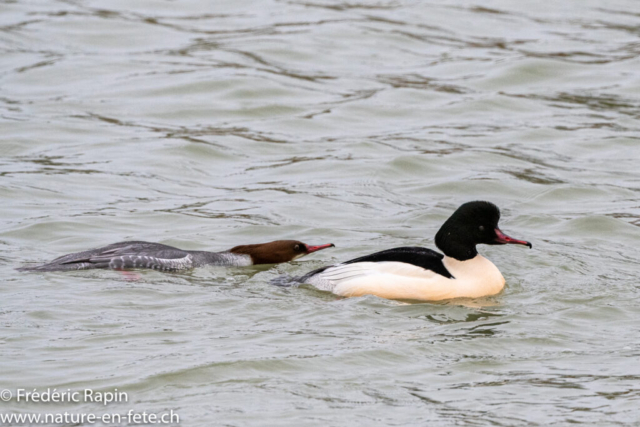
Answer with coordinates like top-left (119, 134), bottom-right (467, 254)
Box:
top-left (18, 240), bottom-right (335, 272)
top-left (299, 201), bottom-right (531, 301)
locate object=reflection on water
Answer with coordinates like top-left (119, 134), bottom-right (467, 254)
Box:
top-left (2, 0), bottom-right (640, 425)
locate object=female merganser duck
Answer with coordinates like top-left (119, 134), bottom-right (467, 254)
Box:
top-left (299, 201), bottom-right (531, 301)
top-left (18, 240), bottom-right (335, 272)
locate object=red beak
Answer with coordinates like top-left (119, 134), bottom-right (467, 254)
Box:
top-left (494, 229), bottom-right (532, 248)
top-left (305, 243), bottom-right (335, 253)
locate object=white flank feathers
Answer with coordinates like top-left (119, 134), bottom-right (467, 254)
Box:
top-left (305, 255), bottom-right (505, 301)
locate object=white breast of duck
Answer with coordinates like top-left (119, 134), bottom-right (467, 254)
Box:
top-left (301, 201), bottom-right (531, 302)
top-left (305, 254), bottom-right (504, 301)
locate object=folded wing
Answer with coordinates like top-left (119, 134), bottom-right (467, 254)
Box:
top-left (20, 241), bottom-right (193, 272)
top-left (300, 246), bottom-right (453, 292)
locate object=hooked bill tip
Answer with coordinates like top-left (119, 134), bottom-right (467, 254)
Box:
top-left (305, 243), bottom-right (335, 253)
top-left (494, 228), bottom-right (531, 249)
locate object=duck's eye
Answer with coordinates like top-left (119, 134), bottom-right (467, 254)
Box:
top-left (479, 225), bottom-right (485, 231)
top-left (294, 244), bottom-right (301, 251)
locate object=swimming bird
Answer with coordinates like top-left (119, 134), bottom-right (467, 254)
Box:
top-left (299, 201), bottom-right (531, 301)
top-left (18, 240), bottom-right (335, 272)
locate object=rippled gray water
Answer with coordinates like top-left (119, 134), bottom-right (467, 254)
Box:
top-left (2, 0), bottom-right (640, 425)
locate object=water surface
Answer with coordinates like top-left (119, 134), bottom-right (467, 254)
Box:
top-left (1, 0), bottom-right (640, 425)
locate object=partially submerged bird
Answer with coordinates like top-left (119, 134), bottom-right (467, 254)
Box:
top-left (299, 201), bottom-right (531, 301)
top-left (18, 240), bottom-right (335, 272)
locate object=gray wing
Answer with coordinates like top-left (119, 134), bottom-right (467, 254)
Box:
top-left (18, 241), bottom-right (194, 272)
